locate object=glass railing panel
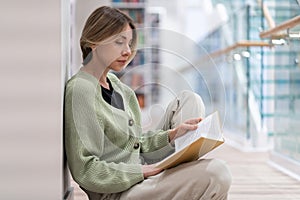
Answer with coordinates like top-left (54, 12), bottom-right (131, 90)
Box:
top-left (198, 2), bottom-right (299, 149)
top-left (264, 0), bottom-right (300, 162)
top-left (273, 37), bottom-right (300, 162)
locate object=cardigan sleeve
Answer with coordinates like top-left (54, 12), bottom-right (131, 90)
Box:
top-left (64, 78), bottom-right (144, 193)
top-left (139, 129), bottom-right (175, 164)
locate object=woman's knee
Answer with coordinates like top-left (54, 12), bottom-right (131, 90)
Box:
top-left (206, 159), bottom-right (232, 190)
top-left (177, 90), bottom-right (201, 101)
top-left (177, 90), bottom-right (206, 118)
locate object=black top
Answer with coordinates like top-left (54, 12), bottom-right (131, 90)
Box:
top-left (101, 78), bottom-right (125, 111)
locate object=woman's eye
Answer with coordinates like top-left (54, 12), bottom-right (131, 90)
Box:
top-left (115, 40), bottom-right (124, 45)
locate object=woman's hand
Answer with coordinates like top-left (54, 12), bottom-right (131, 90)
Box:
top-left (168, 117), bottom-right (202, 144)
top-left (142, 164), bottom-right (163, 178)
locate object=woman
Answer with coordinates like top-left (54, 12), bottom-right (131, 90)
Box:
top-left (64, 6), bottom-right (231, 200)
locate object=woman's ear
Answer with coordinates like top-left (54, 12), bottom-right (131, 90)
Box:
top-left (90, 45), bottom-right (97, 51)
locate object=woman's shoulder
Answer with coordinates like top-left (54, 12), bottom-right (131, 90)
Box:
top-left (65, 71), bottom-right (99, 96)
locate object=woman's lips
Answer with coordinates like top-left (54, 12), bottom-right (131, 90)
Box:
top-left (117, 60), bottom-right (126, 64)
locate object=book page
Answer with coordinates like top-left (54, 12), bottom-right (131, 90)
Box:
top-left (174, 111), bottom-right (222, 152)
top-left (154, 111), bottom-right (224, 170)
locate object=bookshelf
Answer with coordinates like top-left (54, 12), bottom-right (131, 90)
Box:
top-left (111, 1), bottom-right (163, 108)
top-left (111, 0), bottom-right (146, 108)
top-left (147, 8), bottom-right (162, 103)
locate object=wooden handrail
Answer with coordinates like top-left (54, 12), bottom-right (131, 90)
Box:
top-left (262, 3), bottom-right (276, 29)
top-left (178, 40), bottom-right (272, 72)
top-left (257, 0), bottom-right (276, 29)
top-left (208, 40), bottom-right (271, 58)
top-left (260, 15), bottom-right (300, 38)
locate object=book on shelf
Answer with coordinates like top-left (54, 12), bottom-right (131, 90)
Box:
top-left (155, 111), bottom-right (224, 170)
top-left (118, 8), bottom-right (144, 24)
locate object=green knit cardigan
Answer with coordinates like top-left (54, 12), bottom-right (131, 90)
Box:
top-left (64, 70), bottom-right (173, 194)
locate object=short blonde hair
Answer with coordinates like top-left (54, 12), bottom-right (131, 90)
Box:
top-left (80, 6), bottom-right (137, 64)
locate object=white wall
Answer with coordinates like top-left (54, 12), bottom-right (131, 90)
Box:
top-left (0, 0), bottom-right (62, 199)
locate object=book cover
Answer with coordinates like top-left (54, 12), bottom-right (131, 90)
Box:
top-left (155, 111), bottom-right (224, 169)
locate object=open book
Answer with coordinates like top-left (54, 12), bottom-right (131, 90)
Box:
top-left (155, 111), bottom-right (224, 169)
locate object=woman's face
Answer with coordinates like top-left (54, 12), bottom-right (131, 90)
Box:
top-left (93, 24), bottom-right (133, 72)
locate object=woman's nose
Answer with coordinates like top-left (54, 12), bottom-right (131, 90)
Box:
top-left (122, 45), bottom-right (131, 56)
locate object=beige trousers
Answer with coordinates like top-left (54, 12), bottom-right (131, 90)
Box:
top-left (83, 91), bottom-right (232, 200)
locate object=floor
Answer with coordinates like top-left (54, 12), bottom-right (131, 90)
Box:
top-left (70, 144), bottom-right (300, 200)
top-left (209, 144), bottom-right (300, 200)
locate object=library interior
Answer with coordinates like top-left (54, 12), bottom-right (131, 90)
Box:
top-left (1, 0), bottom-right (300, 199)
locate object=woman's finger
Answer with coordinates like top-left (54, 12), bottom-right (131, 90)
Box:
top-left (185, 117), bottom-right (202, 124)
top-left (182, 123), bottom-right (198, 131)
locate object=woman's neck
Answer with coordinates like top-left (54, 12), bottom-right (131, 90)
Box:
top-left (99, 74), bottom-right (110, 90)
top-left (81, 64), bottom-right (110, 89)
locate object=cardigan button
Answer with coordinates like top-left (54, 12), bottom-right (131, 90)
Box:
top-left (133, 142), bottom-right (140, 149)
top-left (128, 119), bottom-right (134, 126)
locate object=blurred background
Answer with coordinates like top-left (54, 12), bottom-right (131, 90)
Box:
top-left (0, 0), bottom-right (300, 199)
